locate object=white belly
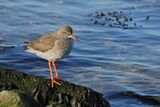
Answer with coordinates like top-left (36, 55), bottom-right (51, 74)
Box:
top-left (26, 47), bottom-right (63, 61)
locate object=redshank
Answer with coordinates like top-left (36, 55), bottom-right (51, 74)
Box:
top-left (25, 25), bottom-right (79, 88)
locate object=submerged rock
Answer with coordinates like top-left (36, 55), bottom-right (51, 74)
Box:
top-left (0, 90), bottom-right (40, 107)
top-left (109, 91), bottom-right (160, 106)
top-left (120, 91), bottom-right (160, 105)
top-left (88, 10), bottom-right (144, 29)
top-left (0, 67), bottom-right (110, 107)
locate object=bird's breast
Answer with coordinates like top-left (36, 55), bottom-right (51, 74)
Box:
top-left (59, 39), bottom-right (74, 58)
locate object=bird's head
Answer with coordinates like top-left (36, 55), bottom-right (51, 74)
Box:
top-left (58, 25), bottom-right (80, 42)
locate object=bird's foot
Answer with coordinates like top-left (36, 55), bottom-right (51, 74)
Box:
top-left (54, 76), bottom-right (61, 82)
top-left (51, 78), bottom-right (61, 88)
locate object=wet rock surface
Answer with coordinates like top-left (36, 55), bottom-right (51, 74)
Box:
top-left (0, 67), bottom-right (110, 107)
top-left (108, 91), bottom-right (160, 106)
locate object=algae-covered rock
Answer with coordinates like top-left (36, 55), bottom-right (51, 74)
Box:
top-left (0, 67), bottom-right (110, 107)
top-left (0, 90), bottom-right (40, 107)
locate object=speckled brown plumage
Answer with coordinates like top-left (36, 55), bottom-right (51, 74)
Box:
top-left (26, 32), bottom-right (58, 52)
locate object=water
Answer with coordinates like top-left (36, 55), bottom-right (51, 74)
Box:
top-left (0, 0), bottom-right (160, 106)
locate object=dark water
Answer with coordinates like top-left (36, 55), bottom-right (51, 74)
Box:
top-left (0, 0), bottom-right (160, 106)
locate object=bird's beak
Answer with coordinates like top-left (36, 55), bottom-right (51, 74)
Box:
top-left (68, 34), bottom-right (80, 42)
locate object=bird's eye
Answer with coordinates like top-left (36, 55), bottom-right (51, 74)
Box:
top-left (66, 32), bottom-right (71, 35)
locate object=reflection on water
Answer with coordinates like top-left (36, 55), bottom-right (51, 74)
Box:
top-left (0, 0), bottom-right (160, 106)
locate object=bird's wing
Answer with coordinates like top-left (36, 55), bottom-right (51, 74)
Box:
top-left (26, 32), bottom-right (59, 52)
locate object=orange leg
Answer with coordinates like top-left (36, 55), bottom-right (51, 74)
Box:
top-left (48, 61), bottom-right (61, 88)
top-left (52, 61), bottom-right (61, 81)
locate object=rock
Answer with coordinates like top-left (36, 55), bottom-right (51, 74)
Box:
top-left (121, 91), bottom-right (160, 105)
top-left (0, 90), bottom-right (40, 107)
top-left (95, 12), bottom-right (105, 18)
top-left (0, 67), bottom-right (110, 107)
top-left (109, 91), bottom-right (160, 106)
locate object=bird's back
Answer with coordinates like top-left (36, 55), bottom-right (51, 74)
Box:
top-left (26, 32), bottom-right (58, 53)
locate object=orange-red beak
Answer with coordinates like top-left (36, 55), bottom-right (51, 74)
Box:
top-left (68, 34), bottom-right (80, 42)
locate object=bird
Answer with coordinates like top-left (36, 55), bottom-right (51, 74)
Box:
top-left (25, 25), bottom-right (79, 88)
